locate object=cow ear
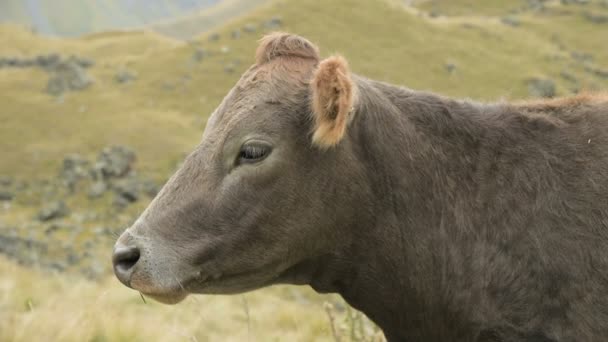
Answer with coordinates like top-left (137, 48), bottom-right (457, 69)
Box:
top-left (310, 55), bottom-right (356, 148)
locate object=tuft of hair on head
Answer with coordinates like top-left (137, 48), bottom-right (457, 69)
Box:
top-left (255, 32), bottom-right (320, 65)
top-left (310, 55), bottom-right (356, 149)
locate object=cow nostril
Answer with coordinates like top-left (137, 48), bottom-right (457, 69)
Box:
top-left (115, 247), bottom-right (140, 269)
top-left (112, 245), bottom-right (140, 285)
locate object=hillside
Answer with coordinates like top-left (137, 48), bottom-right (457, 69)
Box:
top-left (152, 0), bottom-right (272, 39)
top-left (1, 0), bottom-right (606, 179)
top-left (1, 0), bottom-right (607, 340)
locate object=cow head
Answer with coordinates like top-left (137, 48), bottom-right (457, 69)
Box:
top-left (112, 33), bottom-right (367, 304)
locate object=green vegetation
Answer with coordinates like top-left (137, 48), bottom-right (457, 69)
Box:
top-left (1, 0), bottom-right (606, 179)
top-left (0, 0), bottom-right (607, 340)
top-left (416, 0), bottom-right (532, 16)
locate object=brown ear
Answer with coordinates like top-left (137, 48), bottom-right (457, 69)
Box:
top-left (310, 55), bottom-right (356, 148)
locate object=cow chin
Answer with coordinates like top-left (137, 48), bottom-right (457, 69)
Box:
top-left (145, 292), bottom-right (188, 305)
top-left (129, 271), bottom-right (190, 305)
top-left (131, 278), bottom-right (189, 304)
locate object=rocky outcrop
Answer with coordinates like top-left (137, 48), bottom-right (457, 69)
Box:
top-left (46, 59), bottom-right (93, 96)
top-left (37, 201), bottom-right (70, 221)
top-left (94, 145), bottom-right (136, 179)
top-left (527, 78), bottom-right (556, 98)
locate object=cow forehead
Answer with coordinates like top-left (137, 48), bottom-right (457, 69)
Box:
top-left (205, 60), bottom-right (315, 139)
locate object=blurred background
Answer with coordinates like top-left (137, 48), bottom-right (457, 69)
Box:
top-left (0, 0), bottom-right (606, 341)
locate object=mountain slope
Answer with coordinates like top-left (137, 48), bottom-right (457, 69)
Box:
top-left (1, 0), bottom-right (606, 179)
top-left (151, 0), bottom-right (271, 39)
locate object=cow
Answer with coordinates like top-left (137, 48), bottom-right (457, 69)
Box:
top-left (113, 32), bottom-right (608, 341)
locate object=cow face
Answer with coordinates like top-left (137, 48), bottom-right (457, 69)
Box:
top-left (112, 33), bottom-right (361, 304)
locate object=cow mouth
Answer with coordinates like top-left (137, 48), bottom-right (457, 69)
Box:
top-left (133, 262), bottom-right (285, 301)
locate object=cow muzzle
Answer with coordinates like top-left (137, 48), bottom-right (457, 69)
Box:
top-left (112, 231), bottom-right (141, 287)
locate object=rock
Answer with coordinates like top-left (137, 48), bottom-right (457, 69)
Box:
top-left (193, 47), bottom-right (206, 62)
top-left (243, 23), bottom-right (257, 33)
top-left (45, 224), bottom-right (61, 235)
top-left (0, 191), bottom-right (13, 201)
top-left (37, 201), bottom-right (70, 221)
top-left (113, 194), bottom-right (131, 208)
top-left (0, 176), bottom-right (12, 186)
top-left (2, 57), bottom-right (17, 68)
top-left (141, 179), bottom-right (160, 197)
top-left (95, 145), bottom-right (136, 179)
top-left (115, 69), bottom-right (137, 83)
top-left (208, 33), bottom-right (220, 41)
top-left (35, 54), bottom-right (60, 69)
top-left (561, 0), bottom-right (589, 4)
top-left (231, 29), bottom-right (241, 39)
top-left (527, 78), bottom-right (556, 98)
top-left (14, 180), bottom-right (28, 191)
top-left (445, 62), bottom-right (457, 74)
top-left (571, 51), bottom-right (593, 63)
top-left (265, 16), bottom-right (283, 29)
top-left (584, 65), bottom-right (608, 79)
top-left (0, 232), bottom-right (49, 259)
top-left (526, 0), bottom-right (547, 10)
top-left (67, 252), bottom-right (80, 266)
top-left (113, 178), bottom-right (140, 204)
top-left (501, 16), bottom-right (521, 27)
top-left (12, 58), bottom-right (33, 68)
top-left (429, 10), bottom-right (441, 18)
top-left (46, 60), bottom-right (93, 96)
top-left (68, 55), bottom-right (94, 68)
top-left (560, 70), bottom-right (578, 83)
top-left (88, 181), bottom-right (107, 199)
top-left (60, 154), bottom-right (90, 190)
top-left (593, 68), bottom-right (608, 79)
top-left (224, 63), bottom-right (236, 73)
top-left (584, 11), bottom-right (608, 24)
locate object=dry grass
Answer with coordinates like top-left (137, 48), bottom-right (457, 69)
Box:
top-left (0, 256), bottom-right (383, 342)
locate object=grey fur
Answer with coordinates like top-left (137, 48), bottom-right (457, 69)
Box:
top-left (114, 35), bottom-right (608, 342)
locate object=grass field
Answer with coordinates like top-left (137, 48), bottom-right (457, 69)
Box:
top-left (0, 257), bottom-right (384, 341)
top-left (1, 0), bottom-right (607, 340)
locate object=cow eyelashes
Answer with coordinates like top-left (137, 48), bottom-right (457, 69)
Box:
top-left (237, 143), bottom-right (271, 165)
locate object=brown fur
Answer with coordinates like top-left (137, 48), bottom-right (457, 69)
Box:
top-left (517, 92), bottom-right (608, 111)
top-left (114, 33), bottom-right (608, 341)
top-left (311, 55), bottom-right (356, 148)
top-left (255, 32), bottom-right (320, 65)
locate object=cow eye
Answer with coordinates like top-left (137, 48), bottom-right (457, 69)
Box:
top-left (238, 143), bottom-right (271, 164)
